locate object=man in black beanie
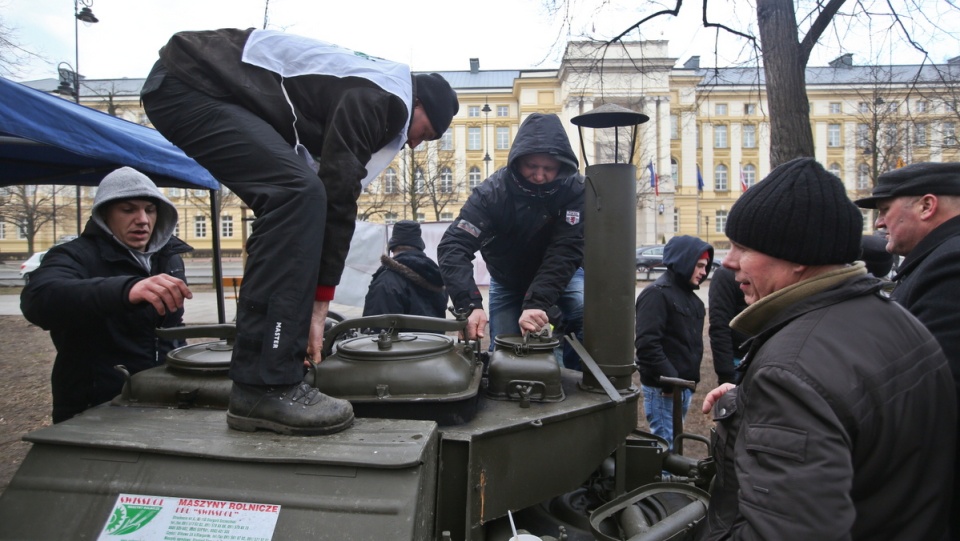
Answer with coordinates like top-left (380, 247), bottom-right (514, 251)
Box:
top-left (141, 28), bottom-right (458, 436)
top-left (363, 220), bottom-right (447, 328)
top-left (698, 157), bottom-right (955, 541)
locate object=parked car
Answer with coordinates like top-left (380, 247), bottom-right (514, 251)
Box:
top-left (635, 245), bottom-right (665, 272)
top-left (636, 244), bottom-right (721, 276)
top-left (19, 251), bottom-right (47, 281)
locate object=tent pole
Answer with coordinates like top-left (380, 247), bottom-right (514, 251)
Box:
top-left (209, 190), bottom-right (226, 324)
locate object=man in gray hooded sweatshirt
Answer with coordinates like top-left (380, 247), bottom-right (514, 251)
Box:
top-left (21, 167), bottom-right (193, 423)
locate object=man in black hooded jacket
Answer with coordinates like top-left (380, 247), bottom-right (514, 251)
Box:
top-left (438, 113), bottom-right (584, 368)
top-left (635, 235), bottom-right (713, 447)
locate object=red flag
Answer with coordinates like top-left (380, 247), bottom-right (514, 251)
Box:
top-left (648, 160), bottom-right (659, 196)
top-left (740, 166), bottom-right (748, 192)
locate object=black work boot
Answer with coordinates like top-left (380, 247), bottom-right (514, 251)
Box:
top-left (227, 382), bottom-right (354, 436)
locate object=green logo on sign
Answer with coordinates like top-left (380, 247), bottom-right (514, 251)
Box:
top-left (105, 504), bottom-right (162, 535)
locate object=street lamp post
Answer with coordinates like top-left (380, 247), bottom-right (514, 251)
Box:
top-left (73, 0), bottom-right (98, 235)
top-left (482, 102), bottom-right (492, 177)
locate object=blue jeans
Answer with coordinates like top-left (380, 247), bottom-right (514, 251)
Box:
top-left (642, 384), bottom-right (693, 450)
top-left (488, 268), bottom-right (584, 369)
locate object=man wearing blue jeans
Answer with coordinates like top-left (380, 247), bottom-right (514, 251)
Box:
top-left (634, 235), bottom-right (713, 448)
top-left (438, 113), bottom-right (584, 368)
top-left (488, 267), bottom-right (584, 369)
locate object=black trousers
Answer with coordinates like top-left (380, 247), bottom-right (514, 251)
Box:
top-left (143, 68), bottom-right (325, 386)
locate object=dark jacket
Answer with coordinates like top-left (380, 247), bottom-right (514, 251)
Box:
top-left (151, 28), bottom-right (409, 288)
top-left (708, 266), bottom-right (748, 385)
top-left (362, 249), bottom-right (448, 325)
top-left (438, 113), bottom-right (584, 313)
top-left (20, 222), bottom-right (192, 423)
top-left (635, 235), bottom-right (714, 390)
top-left (889, 213), bottom-right (960, 538)
top-left (702, 268), bottom-right (956, 541)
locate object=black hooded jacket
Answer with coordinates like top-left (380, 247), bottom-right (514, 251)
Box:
top-left (437, 113), bottom-right (584, 313)
top-left (21, 222), bottom-right (191, 423)
top-left (635, 235), bottom-right (714, 389)
top-left (362, 249), bottom-right (447, 323)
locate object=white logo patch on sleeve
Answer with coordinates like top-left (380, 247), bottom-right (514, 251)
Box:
top-left (456, 219), bottom-right (482, 238)
top-left (565, 210), bottom-right (581, 225)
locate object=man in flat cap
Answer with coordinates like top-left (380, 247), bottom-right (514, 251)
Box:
top-left (700, 157), bottom-right (955, 541)
top-left (142, 28), bottom-right (459, 436)
top-left (855, 161), bottom-right (960, 537)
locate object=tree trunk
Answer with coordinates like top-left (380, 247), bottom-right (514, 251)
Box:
top-left (756, 0), bottom-right (816, 167)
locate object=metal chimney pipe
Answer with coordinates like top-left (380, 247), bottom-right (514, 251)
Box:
top-left (570, 104), bottom-right (649, 392)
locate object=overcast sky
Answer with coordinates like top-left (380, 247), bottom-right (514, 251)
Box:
top-left (5, 0), bottom-right (960, 83)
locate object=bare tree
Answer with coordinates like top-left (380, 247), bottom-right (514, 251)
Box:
top-left (181, 185), bottom-right (243, 236)
top-left (390, 143), bottom-right (466, 221)
top-left (0, 185), bottom-right (67, 254)
top-left (357, 175), bottom-right (399, 222)
top-left (550, 0), bottom-right (959, 167)
top-left (0, 12), bottom-right (38, 78)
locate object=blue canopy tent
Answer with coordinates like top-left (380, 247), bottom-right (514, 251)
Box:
top-left (0, 76), bottom-right (232, 322)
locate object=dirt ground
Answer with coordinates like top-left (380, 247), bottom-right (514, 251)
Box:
top-left (0, 282), bottom-right (719, 495)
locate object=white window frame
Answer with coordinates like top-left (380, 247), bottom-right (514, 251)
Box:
top-left (714, 164), bottom-right (728, 191)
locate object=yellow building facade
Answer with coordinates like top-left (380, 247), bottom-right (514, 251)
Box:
top-left (6, 43), bottom-right (960, 257)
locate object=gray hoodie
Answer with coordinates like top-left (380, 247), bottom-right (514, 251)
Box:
top-left (90, 167), bottom-right (179, 271)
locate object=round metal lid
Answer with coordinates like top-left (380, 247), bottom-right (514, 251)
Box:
top-left (335, 332), bottom-right (455, 361)
top-left (571, 103), bottom-right (649, 128)
top-left (166, 340), bottom-right (233, 372)
top-left (493, 333), bottom-right (560, 351)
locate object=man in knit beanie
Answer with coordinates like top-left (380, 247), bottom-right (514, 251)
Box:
top-left (142, 28), bottom-right (459, 436)
top-left (698, 157), bottom-right (955, 541)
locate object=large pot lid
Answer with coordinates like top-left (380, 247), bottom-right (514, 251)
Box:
top-left (335, 332), bottom-right (454, 361)
top-left (166, 340), bottom-right (232, 372)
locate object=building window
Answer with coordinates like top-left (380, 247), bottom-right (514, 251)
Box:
top-left (714, 125), bottom-right (728, 148)
top-left (861, 209), bottom-right (872, 232)
top-left (671, 158), bottom-right (679, 184)
top-left (915, 124), bottom-right (927, 146)
top-left (441, 212), bottom-right (454, 221)
top-left (829, 162), bottom-right (842, 180)
top-left (193, 189), bottom-right (205, 197)
top-left (857, 164), bottom-right (870, 190)
top-left (440, 167), bottom-right (453, 193)
top-left (221, 215), bottom-right (234, 237)
top-left (469, 166), bottom-right (482, 188)
top-left (673, 208), bottom-right (680, 233)
top-left (468, 105), bottom-right (480, 117)
top-left (743, 164), bottom-right (756, 188)
top-left (194, 215), bottom-right (207, 238)
top-left (496, 126), bottom-right (510, 149)
top-left (414, 168), bottom-right (425, 193)
top-left (17, 223), bottom-right (26, 240)
top-left (670, 114), bottom-right (678, 140)
top-left (383, 167), bottom-right (397, 194)
top-left (744, 103), bottom-right (756, 115)
top-left (385, 212), bottom-right (397, 225)
top-left (947, 100), bottom-right (958, 113)
top-left (439, 130), bottom-right (453, 150)
top-left (715, 103), bottom-right (728, 116)
top-left (0, 222), bottom-right (4, 239)
top-left (829, 102), bottom-right (841, 114)
top-left (715, 210), bottom-right (728, 233)
top-left (174, 223), bottom-right (179, 237)
top-left (497, 105), bottom-right (508, 117)
top-left (944, 122), bottom-right (956, 146)
top-left (467, 127), bottom-right (481, 150)
top-left (742, 124), bottom-right (756, 148)
top-left (858, 102), bottom-right (870, 113)
top-left (916, 100), bottom-right (928, 113)
top-left (827, 123), bottom-right (841, 147)
top-left (857, 123), bottom-right (870, 147)
top-left (714, 164), bottom-right (728, 191)
top-left (417, 213), bottom-right (426, 223)
top-left (883, 123), bottom-right (897, 147)
top-left (167, 187), bottom-right (181, 198)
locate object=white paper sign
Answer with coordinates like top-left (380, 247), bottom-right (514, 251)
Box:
top-left (98, 494), bottom-right (280, 541)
